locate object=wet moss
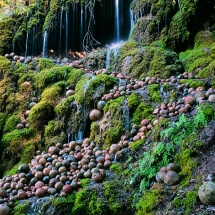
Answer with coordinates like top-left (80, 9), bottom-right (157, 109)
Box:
top-left (11, 201), bottom-right (31, 215)
top-left (127, 93), bottom-right (140, 111)
top-left (38, 58), bottom-right (55, 71)
top-left (147, 84), bottom-right (162, 103)
top-left (110, 163), bottom-right (123, 174)
top-left (136, 187), bottom-right (163, 215)
top-left (131, 102), bottom-right (154, 126)
top-left (199, 102), bottom-right (215, 121)
top-left (3, 115), bottom-right (20, 133)
top-left (0, 112), bottom-right (6, 132)
top-left (66, 69), bottom-right (85, 89)
top-left (179, 79), bottom-right (204, 89)
top-left (129, 139), bottom-right (145, 151)
top-left (29, 100), bottom-right (54, 130)
top-left (103, 96), bottom-right (125, 115)
top-left (0, 56), bottom-right (12, 75)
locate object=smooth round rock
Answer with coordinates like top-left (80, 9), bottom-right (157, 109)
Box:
top-left (16, 123), bottom-right (24, 129)
top-left (198, 181), bottom-right (215, 205)
top-left (167, 163), bottom-right (179, 172)
top-left (97, 101), bottom-right (106, 111)
top-left (0, 188), bottom-right (6, 198)
top-left (0, 203), bottom-right (9, 215)
top-left (63, 184), bottom-right (72, 193)
top-left (89, 109), bottom-right (102, 121)
top-left (156, 171), bottom-right (166, 183)
top-left (208, 95), bottom-right (215, 102)
top-left (36, 188), bottom-right (46, 197)
top-left (164, 171), bottom-right (179, 186)
top-left (92, 173), bottom-right (103, 183)
top-left (66, 90), bottom-right (75, 98)
top-left (18, 164), bottom-right (30, 173)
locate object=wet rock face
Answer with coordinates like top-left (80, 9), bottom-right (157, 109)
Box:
top-left (198, 181), bottom-right (215, 205)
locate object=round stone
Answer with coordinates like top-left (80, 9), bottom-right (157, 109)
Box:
top-left (164, 171), bottom-right (179, 186)
top-left (36, 188), bottom-right (46, 197)
top-left (97, 101), bottom-right (106, 111)
top-left (16, 123), bottom-right (24, 129)
top-left (166, 163), bottom-right (179, 172)
top-left (66, 90), bottom-right (75, 98)
top-left (208, 95), bottom-right (215, 102)
top-left (0, 203), bottom-right (9, 215)
top-left (89, 109), bottom-right (102, 121)
top-left (92, 173), bottom-right (103, 183)
top-left (0, 188), bottom-right (6, 198)
top-left (63, 184), bottom-right (72, 193)
top-left (198, 181), bottom-right (215, 205)
top-left (18, 164), bottom-right (30, 173)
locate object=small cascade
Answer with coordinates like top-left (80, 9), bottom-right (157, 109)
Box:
top-left (80, 6), bottom-right (84, 50)
top-left (68, 133), bottom-right (71, 143)
top-left (123, 99), bottom-right (130, 131)
top-left (42, 31), bottom-right (48, 58)
top-left (65, 8), bottom-right (69, 56)
top-left (59, 6), bottom-right (63, 54)
top-left (32, 27), bottom-right (36, 56)
top-left (114, 0), bottom-right (120, 42)
top-left (106, 42), bottom-right (124, 71)
top-left (25, 32), bottom-right (29, 58)
top-left (178, 0), bottom-right (182, 14)
top-left (129, 10), bottom-right (135, 36)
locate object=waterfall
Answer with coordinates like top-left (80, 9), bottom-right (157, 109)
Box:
top-left (106, 42), bottom-right (124, 71)
top-left (65, 8), bottom-right (69, 56)
top-left (59, 6), bottom-right (63, 54)
top-left (178, 0), bottom-right (182, 14)
top-left (123, 99), bottom-right (130, 131)
top-left (42, 31), bottom-right (48, 58)
top-left (25, 32), bottom-right (29, 58)
top-left (129, 10), bottom-right (135, 36)
top-left (80, 6), bottom-right (84, 50)
top-left (114, 0), bottom-right (120, 42)
top-left (32, 27), bottom-right (35, 56)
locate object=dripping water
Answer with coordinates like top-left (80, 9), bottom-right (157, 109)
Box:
top-left (59, 6), bottom-right (63, 54)
top-left (106, 42), bottom-right (124, 71)
top-left (115, 0), bottom-right (120, 42)
top-left (65, 8), bottom-right (69, 57)
top-left (178, 0), bottom-right (182, 14)
top-left (129, 10), bottom-right (135, 37)
top-left (80, 6), bottom-right (84, 50)
top-left (123, 99), bottom-right (130, 131)
top-left (42, 31), bottom-right (48, 58)
top-left (25, 32), bottom-right (29, 58)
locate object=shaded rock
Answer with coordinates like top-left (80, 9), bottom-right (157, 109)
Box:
top-left (89, 109), bottom-right (102, 121)
top-left (18, 164), bottom-right (30, 173)
top-left (0, 203), bottom-right (9, 215)
top-left (198, 181), bottom-right (215, 205)
top-left (164, 171), bottom-right (179, 186)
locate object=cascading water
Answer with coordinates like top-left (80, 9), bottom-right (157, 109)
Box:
top-left (123, 99), bottom-right (130, 131)
top-left (129, 10), bottom-right (135, 36)
top-left (106, 42), bottom-right (124, 71)
top-left (114, 0), bottom-right (120, 42)
top-left (25, 32), bottom-right (29, 58)
top-left (59, 6), bottom-right (63, 54)
top-left (65, 8), bottom-right (69, 56)
top-left (42, 31), bottom-right (48, 58)
top-left (80, 6), bottom-right (84, 50)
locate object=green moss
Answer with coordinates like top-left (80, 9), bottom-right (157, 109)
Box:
top-left (29, 100), bottom-right (54, 130)
top-left (131, 102), bottom-right (154, 126)
top-left (0, 56), bottom-right (12, 75)
top-left (136, 188), bottom-right (162, 215)
top-left (66, 69), bottom-right (85, 89)
top-left (55, 96), bottom-right (74, 116)
top-left (38, 58), bottom-right (54, 71)
top-left (110, 163), bottom-right (123, 174)
top-left (127, 93), bottom-right (140, 110)
top-left (3, 115), bottom-right (20, 133)
top-left (199, 102), bottom-right (215, 121)
top-left (72, 188), bottom-right (88, 215)
top-left (152, 118), bottom-right (169, 142)
top-left (0, 112), bottom-right (6, 132)
top-left (129, 139), bottom-right (145, 151)
top-left (162, 83), bottom-right (171, 91)
top-left (173, 191), bottom-right (198, 215)
top-left (80, 178), bottom-right (90, 188)
top-left (5, 141), bottom-right (36, 176)
top-left (35, 66), bottom-right (72, 90)
top-left (88, 192), bottom-right (106, 215)
top-left (102, 120), bottom-right (124, 148)
top-left (104, 96), bottom-right (125, 115)
top-left (179, 79), bottom-right (204, 89)
top-left (147, 84), bottom-right (162, 103)
top-left (74, 74), bottom-right (117, 105)
top-left (11, 201), bottom-right (31, 215)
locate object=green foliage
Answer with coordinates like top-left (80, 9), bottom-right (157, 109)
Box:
top-left (179, 79), bottom-right (204, 89)
top-left (54, 95), bottom-right (74, 116)
top-left (199, 102), bottom-right (215, 121)
top-left (136, 188), bottom-right (162, 215)
top-left (66, 69), bottom-right (85, 89)
top-left (104, 96), bottom-right (125, 115)
top-left (0, 56), bottom-right (12, 75)
top-left (80, 178), bottom-right (90, 188)
top-left (129, 139), bottom-right (145, 151)
top-left (11, 201), bottom-right (31, 215)
top-left (35, 66), bottom-right (72, 89)
top-left (127, 93), bottom-right (140, 110)
top-left (110, 163), bottom-right (123, 174)
top-left (29, 100), bottom-right (54, 130)
top-left (88, 192), bottom-right (106, 215)
top-left (130, 142), bottom-right (174, 192)
top-left (0, 112), bottom-right (6, 132)
top-left (147, 84), bottom-right (162, 103)
top-left (173, 191), bottom-right (198, 215)
top-left (3, 115), bottom-right (20, 133)
top-left (38, 58), bottom-right (55, 71)
top-left (131, 102), bottom-right (154, 126)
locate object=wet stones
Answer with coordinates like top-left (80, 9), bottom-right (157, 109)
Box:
top-left (97, 100), bottom-right (106, 111)
top-left (198, 181), bottom-right (215, 205)
top-left (0, 188), bottom-right (6, 198)
top-left (0, 203), bottom-right (10, 215)
top-left (66, 90), bottom-right (75, 98)
top-left (89, 109), bottom-right (102, 121)
top-left (156, 164), bottom-right (179, 186)
top-left (18, 164), bottom-right (30, 174)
